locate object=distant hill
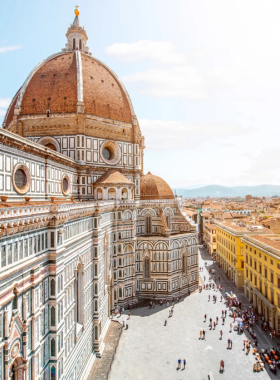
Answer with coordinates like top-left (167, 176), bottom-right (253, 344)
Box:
top-left (174, 184), bottom-right (280, 198)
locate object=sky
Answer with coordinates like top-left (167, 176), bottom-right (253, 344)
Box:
top-left (1, 0), bottom-right (280, 188)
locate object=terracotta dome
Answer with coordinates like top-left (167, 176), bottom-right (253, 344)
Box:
top-left (3, 51), bottom-right (133, 128)
top-left (140, 172), bottom-right (174, 200)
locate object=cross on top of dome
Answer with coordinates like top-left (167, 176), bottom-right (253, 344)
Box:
top-left (62, 6), bottom-right (92, 56)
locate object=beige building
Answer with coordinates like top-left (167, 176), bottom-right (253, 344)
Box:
top-left (204, 223), bottom-right (217, 255)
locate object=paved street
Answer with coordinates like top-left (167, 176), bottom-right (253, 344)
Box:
top-left (109, 248), bottom-right (277, 380)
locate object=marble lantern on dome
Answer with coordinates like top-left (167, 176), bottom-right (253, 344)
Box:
top-left (0, 7), bottom-right (198, 380)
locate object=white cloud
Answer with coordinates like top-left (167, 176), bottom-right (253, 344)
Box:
top-left (206, 68), bottom-right (245, 86)
top-left (139, 119), bottom-right (249, 149)
top-left (123, 65), bottom-right (208, 100)
top-left (0, 110), bottom-right (6, 116)
top-left (0, 98), bottom-right (11, 108)
top-left (0, 45), bottom-right (22, 54)
top-left (106, 40), bottom-right (187, 65)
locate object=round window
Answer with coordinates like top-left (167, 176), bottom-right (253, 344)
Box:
top-left (61, 175), bottom-right (70, 196)
top-left (12, 164), bottom-right (31, 194)
top-left (102, 148), bottom-right (113, 160)
top-left (101, 141), bottom-right (121, 165)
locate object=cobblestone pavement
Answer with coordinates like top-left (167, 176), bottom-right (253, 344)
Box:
top-left (87, 321), bottom-right (122, 380)
top-left (108, 248), bottom-right (277, 380)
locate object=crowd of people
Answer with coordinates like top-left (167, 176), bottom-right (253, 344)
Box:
top-left (200, 258), bottom-right (280, 376)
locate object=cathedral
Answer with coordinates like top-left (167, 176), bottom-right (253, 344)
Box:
top-left (0, 7), bottom-right (198, 380)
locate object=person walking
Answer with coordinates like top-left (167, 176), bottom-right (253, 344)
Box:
top-left (230, 339), bottom-right (232, 349)
top-left (183, 358), bottom-right (186, 369)
top-left (225, 310), bottom-right (227, 318)
top-left (204, 314), bottom-right (207, 322)
top-left (227, 338), bottom-right (231, 349)
top-left (222, 310), bottom-right (224, 317)
top-left (208, 295), bottom-right (210, 302)
top-left (220, 296), bottom-right (223, 302)
top-left (222, 317), bottom-right (225, 325)
top-left (213, 321), bottom-right (216, 330)
top-left (220, 360), bottom-right (225, 372)
top-left (200, 330), bottom-right (202, 340)
top-left (128, 312), bottom-right (131, 319)
top-left (229, 323), bottom-right (232, 333)
top-left (178, 359), bottom-right (181, 369)
top-left (243, 340), bottom-right (246, 351)
top-left (216, 317), bottom-right (219, 325)
top-left (203, 330), bottom-right (206, 339)
top-left (220, 330), bottom-right (223, 340)
top-left (164, 319), bottom-right (167, 326)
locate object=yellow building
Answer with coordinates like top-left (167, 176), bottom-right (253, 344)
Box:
top-left (243, 234), bottom-right (280, 333)
top-left (204, 223), bottom-right (217, 255)
top-left (216, 221), bottom-right (269, 288)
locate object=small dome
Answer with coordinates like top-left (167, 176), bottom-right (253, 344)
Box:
top-left (140, 172), bottom-right (174, 200)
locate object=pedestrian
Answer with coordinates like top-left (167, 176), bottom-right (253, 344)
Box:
top-left (243, 340), bottom-right (246, 351)
top-left (216, 317), bottom-right (219, 324)
top-left (204, 314), bottom-right (207, 322)
top-left (220, 360), bottom-right (225, 372)
top-left (152, 302), bottom-right (155, 309)
top-left (208, 295), bottom-right (210, 302)
top-left (213, 321), bottom-right (216, 330)
top-left (200, 331), bottom-right (202, 339)
top-left (183, 358), bottom-right (186, 369)
top-left (128, 312), bottom-right (131, 319)
top-left (220, 330), bottom-right (223, 340)
top-left (178, 359), bottom-right (181, 369)
top-left (225, 310), bottom-right (227, 317)
top-left (222, 317), bottom-right (225, 325)
top-left (222, 310), bottom-right (224, 317)
top-left (230, 339), bottom-right (232, 349)
top-left (227, 338), bottom-right (231, 349)
top-left (164, 319), bottom-right (167, 326)
top-left (220, 296), bottom-right (222, 302)
top-left (203, 330), bottom-right (205, 339)
top-left (229, 323), bottom-right (232, 333)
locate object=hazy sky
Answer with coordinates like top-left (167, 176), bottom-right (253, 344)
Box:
top-left (1, 0), bottom-right (280, 188)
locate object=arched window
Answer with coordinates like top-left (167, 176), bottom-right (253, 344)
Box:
top-left (166, 214), bottom-right (171, 229)
top-left (51, 306), bottom-right (55, 326)
top-left (182, 255), bottom-right (187, 273)
top-left (121, 188), bottom-right (128, 200)
top-left (108, 188), bottom-right (116, 200)
top-left (146, 216), bottom-right (152, 234)
top-left (144, 257), bottom-right (150, 278)
top-left (76, 265), bottom-right (84, 324)
top-left (51, 279), bottom-right (55, 296)
top-left (51, 366), bottom-right (56, 380)
top-left (73, 38), bottom-right (76, 50)
top-left (79, 39), bottom-right (82, 50)
top-left (51, 339), bottom-right (56, 356)
top-left (97, 188), bottom-right (103, 200)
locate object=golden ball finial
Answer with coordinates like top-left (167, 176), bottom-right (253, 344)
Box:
top-left (75, 6), bottom-right (80, 16)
